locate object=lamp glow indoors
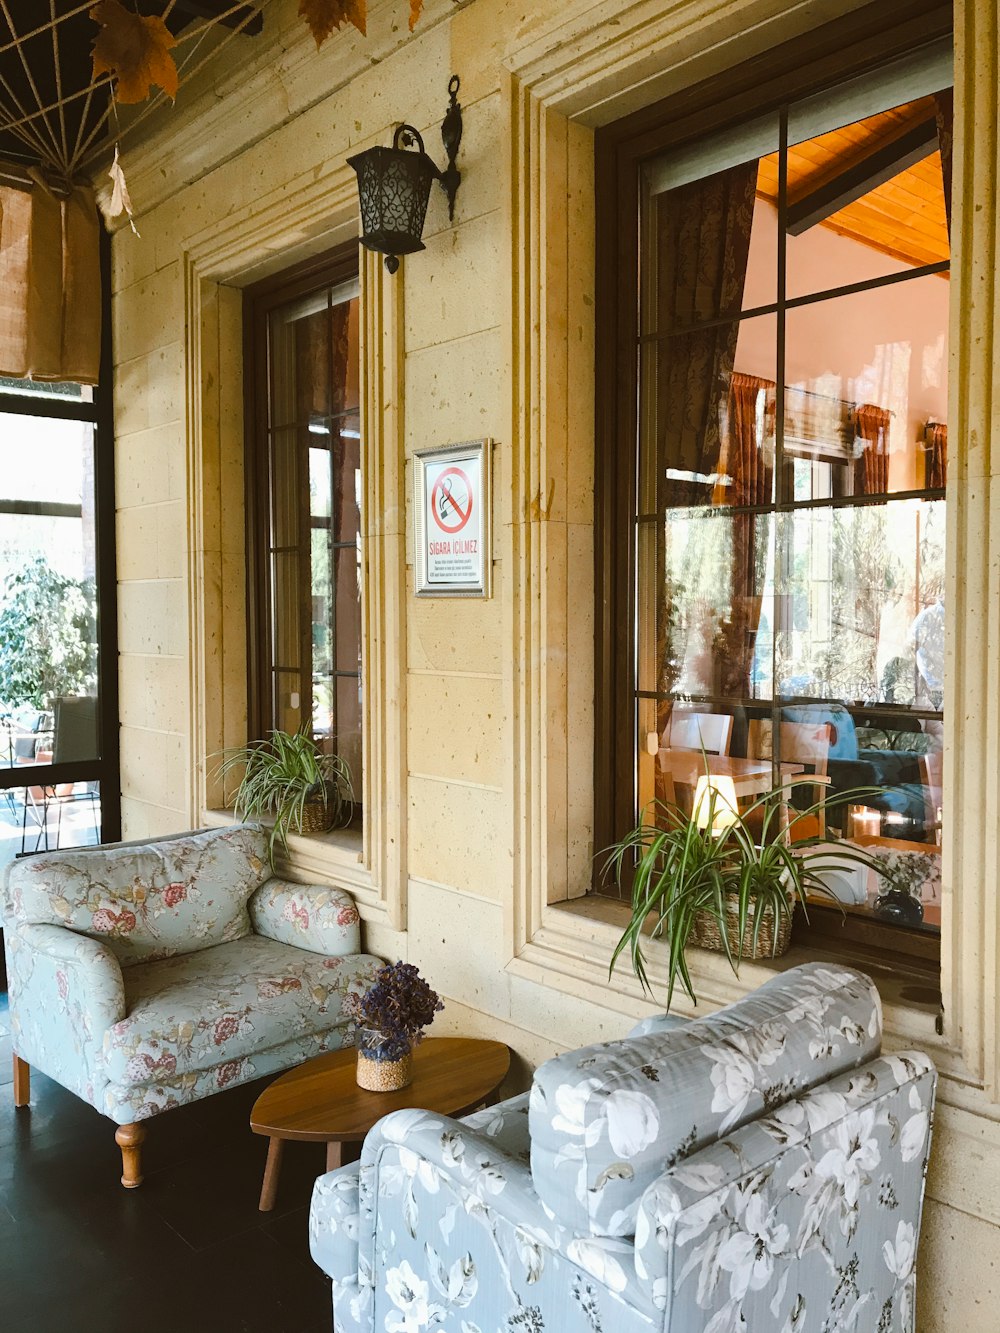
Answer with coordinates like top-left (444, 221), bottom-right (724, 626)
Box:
top-left (348, 75), bottom-right (463, 274)
top-left (693, 775), bottom-right (740, 835)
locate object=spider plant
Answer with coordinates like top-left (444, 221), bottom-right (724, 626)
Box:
top-left (216, 728), bottom-right (353, 858)
top-left (606, 780), bottom-right (888, 1009)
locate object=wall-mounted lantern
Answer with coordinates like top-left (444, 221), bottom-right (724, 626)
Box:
top-left (348, 75), bottom-right (463, 273)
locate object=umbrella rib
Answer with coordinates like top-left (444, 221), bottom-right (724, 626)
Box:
top-left (0, 0), bottom-right (64, 170)
top-left (50, 0), bottom-right (70, 173)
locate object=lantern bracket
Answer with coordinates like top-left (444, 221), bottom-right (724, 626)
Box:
top-left (393, 75), bottom-right (462, 222)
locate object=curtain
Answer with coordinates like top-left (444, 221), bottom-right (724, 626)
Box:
top-left (715, 372), bottom-right (775, 697)
top-left (853, 403), bottom-right (891, 495)
top-left (653, 161), bottom-right (758, 790)
top-left (933, 88), bottom-right (953, 237)
top-left (0, 173), bottom-right (101, 384)
top-left (925, 421), bottom-right (947, 489)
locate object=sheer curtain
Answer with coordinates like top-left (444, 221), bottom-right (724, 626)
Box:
top-left (0, 173), bottom-right (101, 384)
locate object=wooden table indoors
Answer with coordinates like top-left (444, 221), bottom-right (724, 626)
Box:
top-left (249, 1036), bottom-right (511, 1211)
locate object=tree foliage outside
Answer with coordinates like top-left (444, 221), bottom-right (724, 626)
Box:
top-left (0, 556), bottom-right (97, 709)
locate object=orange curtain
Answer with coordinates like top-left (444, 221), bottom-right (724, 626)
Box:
top-left (653, 161), bottom-right (758, 796)
top-left (853, 403), bottom-right (890, 495)
top-left (0, 173), bottom-right (102, 385)
top-left (716, 372), bottom-right (775, 697)
top-left (925, 421), bottom-right (947, 489)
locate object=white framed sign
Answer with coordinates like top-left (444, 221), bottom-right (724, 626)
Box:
top-left (413, 439), bottom-right (492, 597)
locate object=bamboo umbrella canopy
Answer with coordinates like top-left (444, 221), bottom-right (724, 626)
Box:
top-left (0, 1), bottom-right (266, 190)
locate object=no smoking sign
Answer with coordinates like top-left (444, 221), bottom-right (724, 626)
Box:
top-left (431, 467), bottom-right (473, 534)
top-left (415, 441), bottom-right (492, 598)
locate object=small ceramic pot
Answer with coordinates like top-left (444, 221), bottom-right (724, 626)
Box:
top-left (355, 1029), bottom-right (412, 1091)
top-left (873, 887), bottom-right (924, 927)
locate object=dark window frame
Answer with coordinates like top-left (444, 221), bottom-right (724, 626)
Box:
top-left (0, 225), bottom-right (121, 843)
top-left (593, 0), bottom-right (952, 968)
top-left (242, 242), bottom-right (362, 755)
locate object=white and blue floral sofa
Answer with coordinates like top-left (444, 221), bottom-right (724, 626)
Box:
top-left (2, 824), bottom-right (381, 1186)
top-left (309, 963), bottom-right (935, 1332)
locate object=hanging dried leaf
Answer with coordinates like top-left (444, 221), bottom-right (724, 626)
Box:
top-left (108, 144), bottom-right (140, 236)
top-left (299, 0), bottom-right (367, 47)
top-left (409, 0), bottom-right (422, 32)
top-left (90, 0), bottom-right (179, 106)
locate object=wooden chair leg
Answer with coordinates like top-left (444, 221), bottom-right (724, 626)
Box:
top-left (115, 1122), bottom-right (146, 1189)
top-left (12, 1054), bottom-right (29, 1108)
top-left (258, 1137), bottom-right (284, 1212)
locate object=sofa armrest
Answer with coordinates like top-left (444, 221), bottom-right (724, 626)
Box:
top-left (357, 1109), bottom-right (651, 1325)
top-left (249, 878), bottom-right (362, 955)
top-left (634, 1052), bottom-right (936, 1330)
top-left (5, 921), bottom-right (126, 1104)
top-left (311, 1160), bottom-right (363, 1278)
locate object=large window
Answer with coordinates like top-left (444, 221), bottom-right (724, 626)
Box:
top-left (0, 280), bottom-right (120, 873)
top-left (245, 247), bottom-right (363, 811)
top-left (597, 35), bottom-right (952, 960)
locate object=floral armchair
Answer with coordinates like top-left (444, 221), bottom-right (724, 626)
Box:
top-left (309, 964), bottom-right (935, 1332)
top-left (2, 824), bottom-right (381, 1187)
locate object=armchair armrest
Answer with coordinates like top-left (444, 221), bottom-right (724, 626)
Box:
top-left (249, 878), bottom-right (361, 956)
top-left (5, 921), bottom-right (126, 1104)
top-left (634, 1052), bottom-right (936, 1330)
top-left (311, 1160), bottom-right (365, 1333)
top-left (356, 1109), bottom-right (651, 1326)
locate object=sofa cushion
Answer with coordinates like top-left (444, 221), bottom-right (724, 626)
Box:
top-left (528, 963), bottom-right (880, 1238)
top-left (4, 825), bottom-right (270, 966)
top-left (102, 934), bottom-right (382, 1086)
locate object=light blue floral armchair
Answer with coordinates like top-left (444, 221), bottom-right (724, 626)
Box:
top-left (2, 824), bottom-right (381, 1187)
top-left (309, 964), bottom-right (935, 1332)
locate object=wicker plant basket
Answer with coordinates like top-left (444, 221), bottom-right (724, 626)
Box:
top-left (296, 783), bottom-right (338, 835)
top-left (690, 896), bottom-right (794, 959)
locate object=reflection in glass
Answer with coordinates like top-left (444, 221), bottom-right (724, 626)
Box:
top-left (0, 781), bottom-right (101, 876)
top-left (784, 275), bottom-right (949, 496)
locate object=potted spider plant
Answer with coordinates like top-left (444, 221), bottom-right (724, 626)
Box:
top-left (216, 728), bottom-right (353, 858)
top-left (606, 779), bottom-right (888, 1008)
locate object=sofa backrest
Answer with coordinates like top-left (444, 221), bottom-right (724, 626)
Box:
top-left (3, 824), bottom-right (270, 966)
top-left (528, 963), bottom-right (881, 1238)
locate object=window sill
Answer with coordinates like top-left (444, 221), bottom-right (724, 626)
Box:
top-left (506, 895), bottom-right (963, 1081)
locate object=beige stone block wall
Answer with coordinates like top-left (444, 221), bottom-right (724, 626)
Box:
top-left (107, 0), bottom-right (1000, 1319)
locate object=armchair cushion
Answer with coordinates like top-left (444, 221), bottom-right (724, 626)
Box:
top-left (633, 1051), bottom-right (936, 1329)
top-left (529, 963), bottom-right (881, 1238)
top-left (355, 1108), bottom-right (654, 1333)
top-left (5, 921), bottom-right (125, 1103)
top-left (102, 934), bottom-right (381, 1088)
top-left (3, 824), bottom-right (270, 967)
top-left (250, 879), bottom-right (362, 956)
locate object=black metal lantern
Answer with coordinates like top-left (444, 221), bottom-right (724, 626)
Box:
top-left (348, 76), bottom-right (463, 274)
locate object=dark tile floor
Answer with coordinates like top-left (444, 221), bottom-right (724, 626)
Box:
top-left (0, 991), bottom-right (334, 1333)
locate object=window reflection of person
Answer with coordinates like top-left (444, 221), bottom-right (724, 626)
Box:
top-left (910, 598), bottom-right (944, 711)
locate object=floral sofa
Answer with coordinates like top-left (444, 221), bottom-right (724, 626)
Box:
top-left (309, 963), bottom-right (935, 1332)
top-left (2, 824), bottom-right (381, 1186)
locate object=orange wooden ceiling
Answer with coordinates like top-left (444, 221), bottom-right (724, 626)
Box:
top-left (757, 96), bottom-right (950, 270)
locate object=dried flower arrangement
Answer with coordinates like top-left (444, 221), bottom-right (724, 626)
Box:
top-left (344, 961), bottom-right (444, 1061)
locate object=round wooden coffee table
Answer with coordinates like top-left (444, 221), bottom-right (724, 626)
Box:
top-left (249, 1036), bottom-right (510, 1211)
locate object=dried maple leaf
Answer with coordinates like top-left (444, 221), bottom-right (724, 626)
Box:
top-left (299, 0), bottom-right (367, 48)
top-left (90, 0), bottom-right (179, 105)
top-left (408, 0), bottom-right (422, 32)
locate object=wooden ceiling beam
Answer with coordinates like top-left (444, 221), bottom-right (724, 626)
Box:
top-left (786, 115), bottom-right (939, 235)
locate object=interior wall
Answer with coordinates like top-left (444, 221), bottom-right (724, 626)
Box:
top-left (736, 199), bottom-right (949, 489)
top-left (106, 0), bottom-right (1000, 1323)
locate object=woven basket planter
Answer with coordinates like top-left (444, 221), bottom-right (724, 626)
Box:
top-left (690, 896), bottom-right (794, 959)
top-left (296, 783), bottom-right (340, 835)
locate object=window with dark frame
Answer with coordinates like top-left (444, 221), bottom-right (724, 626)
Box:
top-left (244, 246), bottom-right (363, 816)
top-left (0, 229), bottom-right (120, 868)
top-left (594, 3), bottom-right (952, 971)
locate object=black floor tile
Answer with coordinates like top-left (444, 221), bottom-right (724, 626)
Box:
top-left (0, 1030), bottom-right (333, 1333)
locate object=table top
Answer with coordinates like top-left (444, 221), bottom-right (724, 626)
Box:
top-left (657, 749), bottom-right (806, 782)
top-left (249, 1036), bottom-right (511, 1143)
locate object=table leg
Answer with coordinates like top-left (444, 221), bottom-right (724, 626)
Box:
top-left (258, 1137), bottom-right (284, 1212)
top-left (326, 1140), bottom-right (343, 1172)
